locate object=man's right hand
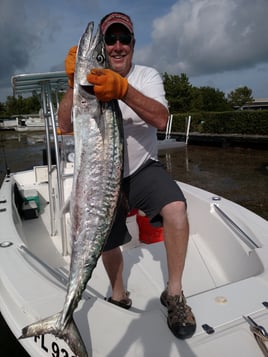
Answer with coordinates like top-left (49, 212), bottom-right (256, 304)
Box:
top-left (65, 46), bottom-right (77, 88)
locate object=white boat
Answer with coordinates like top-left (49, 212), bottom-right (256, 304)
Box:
top-left (0, 117), bottom-right (18, 130)
top-left (14, 112), bottom-right (46, 132)
top-left (15, 117), bottom-right (43, 132)
top-left (0, 72), bottom-right (268, 357)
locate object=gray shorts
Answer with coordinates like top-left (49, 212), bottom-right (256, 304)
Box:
top-left (103, 159), bottom-right (186, 251)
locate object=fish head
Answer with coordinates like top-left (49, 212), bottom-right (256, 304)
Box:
top-left (75, 22), bottom-right (106, 87)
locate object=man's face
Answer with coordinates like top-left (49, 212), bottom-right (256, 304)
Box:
top-left (104, 24), bottom-right (134, 77)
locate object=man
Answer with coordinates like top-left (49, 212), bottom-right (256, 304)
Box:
top-left (58, 11), bottom-right (196, 339)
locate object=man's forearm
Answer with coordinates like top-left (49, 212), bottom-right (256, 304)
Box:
top-left (122, 84), bottom-right (169, 130)
top-left (58, 87), bottom-right (74, 133)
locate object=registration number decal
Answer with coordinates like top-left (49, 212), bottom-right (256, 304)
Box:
top-left (34, 334), bottom-right (77, 357)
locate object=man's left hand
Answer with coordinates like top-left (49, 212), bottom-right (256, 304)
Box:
top-left (87, 69), bottom-right (128, 102)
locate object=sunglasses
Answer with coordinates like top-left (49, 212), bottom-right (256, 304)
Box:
top-left (104, 33), bottom-right (133, 46)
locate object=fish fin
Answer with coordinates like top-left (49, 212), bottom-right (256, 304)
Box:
top-left (19, 313), bottom-right (88, 357)
top-left (19, 312), bottom-right (61, 338)
top-left (62, 317), bottom-right (88, 357)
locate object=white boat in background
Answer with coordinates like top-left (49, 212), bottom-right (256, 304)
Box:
top-left (0, 117), bottom-right (18, 130)
top-left (14, 111), bottom-right (46, 132)
top-left (0, 71), bottom-right (268, 357)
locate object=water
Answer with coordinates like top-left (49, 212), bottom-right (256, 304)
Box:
top-left (0, 131), bottom-right (267, 355)
top-left (0, 132), bottom-right (45, 175)
top-left (158, 146), bottom-right (268, 220)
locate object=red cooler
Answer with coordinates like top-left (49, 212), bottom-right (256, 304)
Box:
top-left (136, 211), bottom-right (164, 244)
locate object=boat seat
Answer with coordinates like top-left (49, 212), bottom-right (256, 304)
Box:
top-left (13, 183), bottom-right (39, 220)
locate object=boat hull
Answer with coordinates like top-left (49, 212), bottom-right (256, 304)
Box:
top-left (1, 167), bottom-right (268, 357)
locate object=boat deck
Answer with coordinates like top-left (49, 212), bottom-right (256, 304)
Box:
top-left (1, 167), bottom-right (268, 356)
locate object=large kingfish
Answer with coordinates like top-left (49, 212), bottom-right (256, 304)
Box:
top-left (20, 22), bottom-right (124, 357)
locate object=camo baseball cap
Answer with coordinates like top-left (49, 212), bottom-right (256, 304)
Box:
top-left (101, 12), bottom-right (134, 35)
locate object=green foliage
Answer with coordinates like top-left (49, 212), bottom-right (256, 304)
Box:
top-left (0, 102), bottom-right (5, 113)
top-left (173, 111), bottom-right (268, 135)
top-left (0, 91), bottom-right (64, 117)
top-left (2, 94), bottom-right (40, 116)
top-left (163, 72), bottom-right (193, 112)
top-left (195, 86), bottom-right (231, 112)
top-left (162, 72), bottom-right (266, 135)
top-left (163, 73), bottom-right (232, 112)
top-left (227, 86), bottom-right (253, 108)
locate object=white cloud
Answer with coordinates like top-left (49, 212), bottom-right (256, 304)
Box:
top-left (135, 0), bottom-right (268, 76)
top-left (0, 0), bottom-right (62, 98)
top-left (1, 0), bottom-right (268, 101)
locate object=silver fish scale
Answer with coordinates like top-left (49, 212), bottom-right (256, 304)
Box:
top-left (65, 99), bottom-right (123, 326)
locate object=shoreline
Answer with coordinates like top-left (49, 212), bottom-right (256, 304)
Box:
top-left (158, 132), bottom-right (268, 149)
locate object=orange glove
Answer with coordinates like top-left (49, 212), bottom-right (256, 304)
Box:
top-left (65, 46), bottom-right (77, 88)
top-left (87, 69), bottom-right (128, 102)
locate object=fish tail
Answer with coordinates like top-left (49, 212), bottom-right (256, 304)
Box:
top-left (20, 313), bottom-right (88, 357)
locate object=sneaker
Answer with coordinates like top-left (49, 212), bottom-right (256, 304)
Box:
top-left (160, 289), bottom-right (196, 339)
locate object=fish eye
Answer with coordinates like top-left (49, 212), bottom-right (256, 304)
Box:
top-left (96, 54), bottom-right (105, 64)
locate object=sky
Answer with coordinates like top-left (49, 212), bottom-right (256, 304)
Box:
top-left (1, 0), bottom-right (268, 102)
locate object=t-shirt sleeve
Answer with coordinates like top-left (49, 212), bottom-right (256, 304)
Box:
top-left (128, 65), bottom-right (169, 109)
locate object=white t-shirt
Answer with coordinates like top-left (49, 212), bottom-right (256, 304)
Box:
top-left (119, 64), bottom-right (168, 177)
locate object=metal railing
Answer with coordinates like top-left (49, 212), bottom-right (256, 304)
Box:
top-left (12, 72), bottom-right (70, 256)
top-left (41, 81), bottom-right (69, 255)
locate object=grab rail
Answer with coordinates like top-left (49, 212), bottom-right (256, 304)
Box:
top-left (19, 245), bottom-right (92, 299)
top-left (213, 203), bottom-right (260, 249)
top-left (19, 245), bottom-right (68, 286)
